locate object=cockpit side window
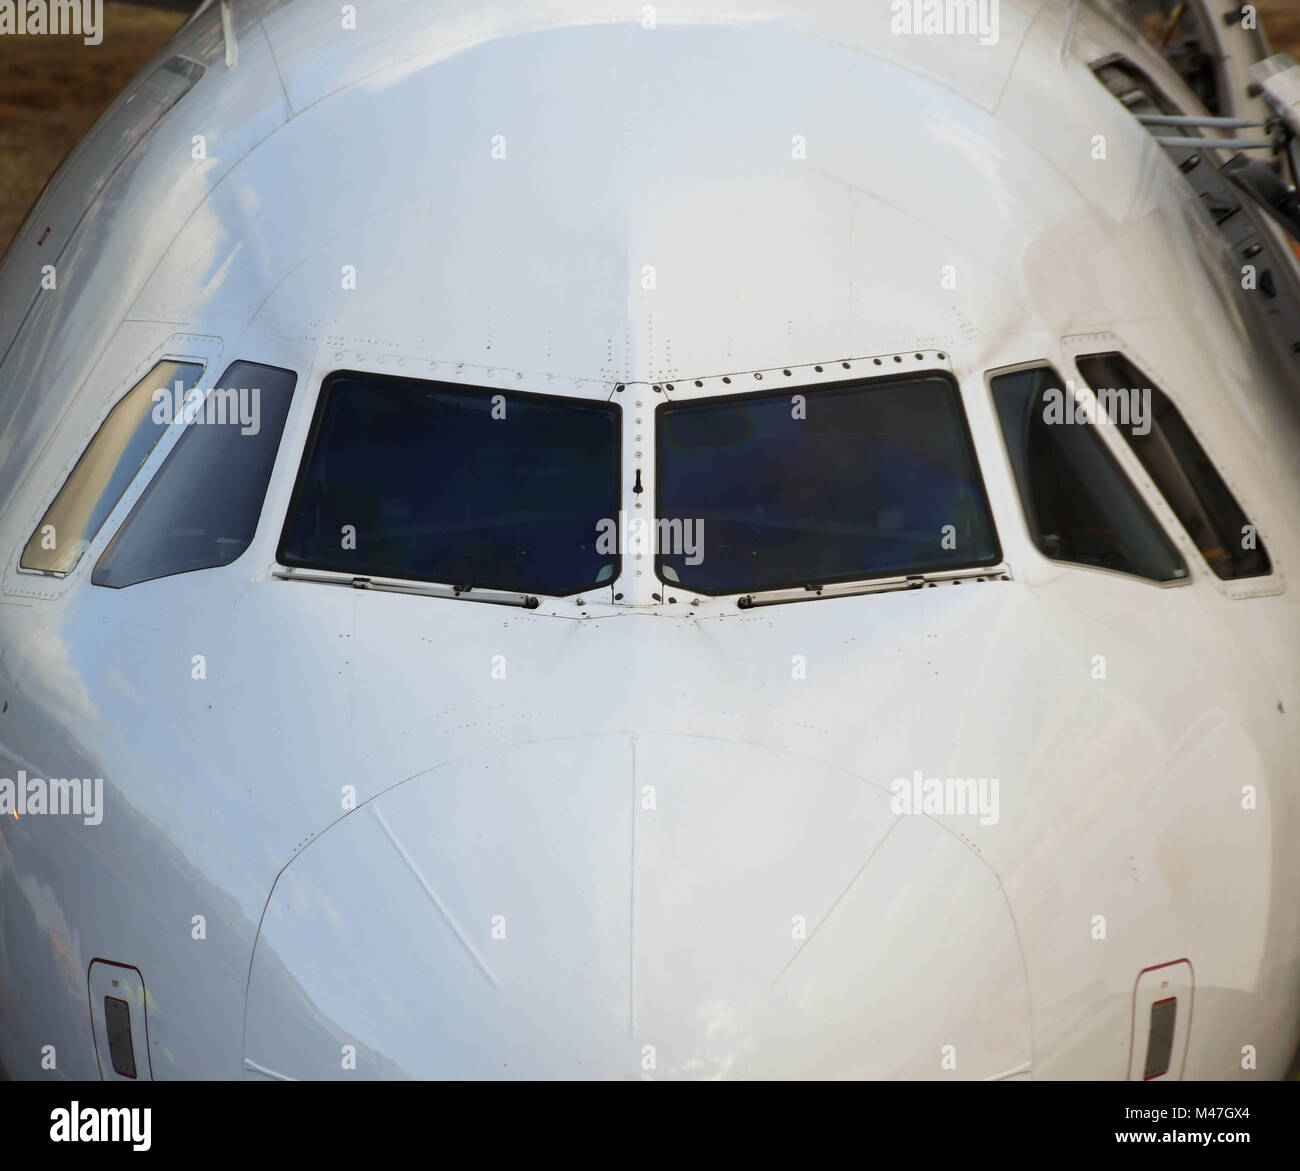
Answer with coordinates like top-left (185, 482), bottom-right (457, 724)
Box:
top-left (1075, 352), bottom-right (1270, 580)
top-left (989, 365), bottom-right (1188, 584)
top-left (20, 359), bottom-right (204, 575)
top-left (92, 362), bottom-right (296, 588)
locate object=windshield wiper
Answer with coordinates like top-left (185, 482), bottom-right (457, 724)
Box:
top-left (274, 567), bottom-right (540, 608)
top-left (734, 564), bottom-right (1010, 609)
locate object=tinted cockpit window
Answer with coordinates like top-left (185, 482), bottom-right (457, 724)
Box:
top-left (21, 359), bottom-right (203, 575)
top-left (1075, 352), bottom-right (1270, 580)
top-left (93, 362), bottom-right (296, 588)
top-left (277, 373), bottom-right (620, 596)
top-left (990, 365), bottom-right (1187, 584)
top-left (656, 374), bottom-right (1000, 594)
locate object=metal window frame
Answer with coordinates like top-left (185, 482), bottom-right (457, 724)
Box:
top-left (650, 349), bottom-right (1008, 607)
top-left (6, 333), bottom-right (223, 601)
top-left (1061, 331), bottom-right (1285, 600)
top-left (983, 357), bottom-right (1195, 591)
top-left (272, 366), bottom-right (624, 603)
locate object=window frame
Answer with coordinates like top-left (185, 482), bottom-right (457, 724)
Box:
top-left (983, 358), bottom-right (1194, 591)
top-left (273, 368), bottom-right (625, 599)
top-left (7, 335), bottom-right (223, 598)
top-left (1060, 333), bottom-right (1284, 601)
top-left (18, 357), bottom-right (209, 578)
top-left (653, 366), bottom-right (1005, 598)
top-left (90, 359), bottom-right (300, 590)
top-left (1073, 351), bottom-right (1271, 584)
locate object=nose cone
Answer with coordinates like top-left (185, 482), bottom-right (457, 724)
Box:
top-left (244, 735), bottom-right (1030, 1078)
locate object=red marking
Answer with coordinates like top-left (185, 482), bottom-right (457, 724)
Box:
top-left (36, 227), bottom-right (50, 247)
top-left (1126, 958), bottom-right (1195, 1081)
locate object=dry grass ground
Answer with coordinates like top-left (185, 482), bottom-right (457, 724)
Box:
top-left (0, 2), bottom-right (1299, 255)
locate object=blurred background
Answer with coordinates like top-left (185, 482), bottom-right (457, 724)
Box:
top-left (1, 1), bottom-right (1299, 255)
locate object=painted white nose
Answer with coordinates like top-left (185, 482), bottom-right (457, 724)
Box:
top-left (244, 734), bottom-right (1031, 1078)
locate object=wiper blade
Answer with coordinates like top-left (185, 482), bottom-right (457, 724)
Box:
top-left (274, 567), bottom-right (540, 608)
top-left (735, 564), bottom-right (1010, 609)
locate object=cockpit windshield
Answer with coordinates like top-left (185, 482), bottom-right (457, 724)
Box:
top-left (278, 372), bottom-right (620, 596)
top-left (655, 374), bottom-right (1000, 594)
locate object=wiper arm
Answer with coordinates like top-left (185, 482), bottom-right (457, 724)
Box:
top-left (735, 564), bottom-right (1010, 609)
top-left (274, 567), bottom-right (540, 608)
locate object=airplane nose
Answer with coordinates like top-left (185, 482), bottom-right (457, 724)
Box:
top-left (244, 735), bottom-right (1031, 1078)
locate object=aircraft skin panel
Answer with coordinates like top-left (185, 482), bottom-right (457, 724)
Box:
top-left (245, 742), bottom-right (1032, 1079)
top-left (3, 522), bottom-right (1296, 1077)
top-left (0, 0), bottom-right (1299, 1080)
